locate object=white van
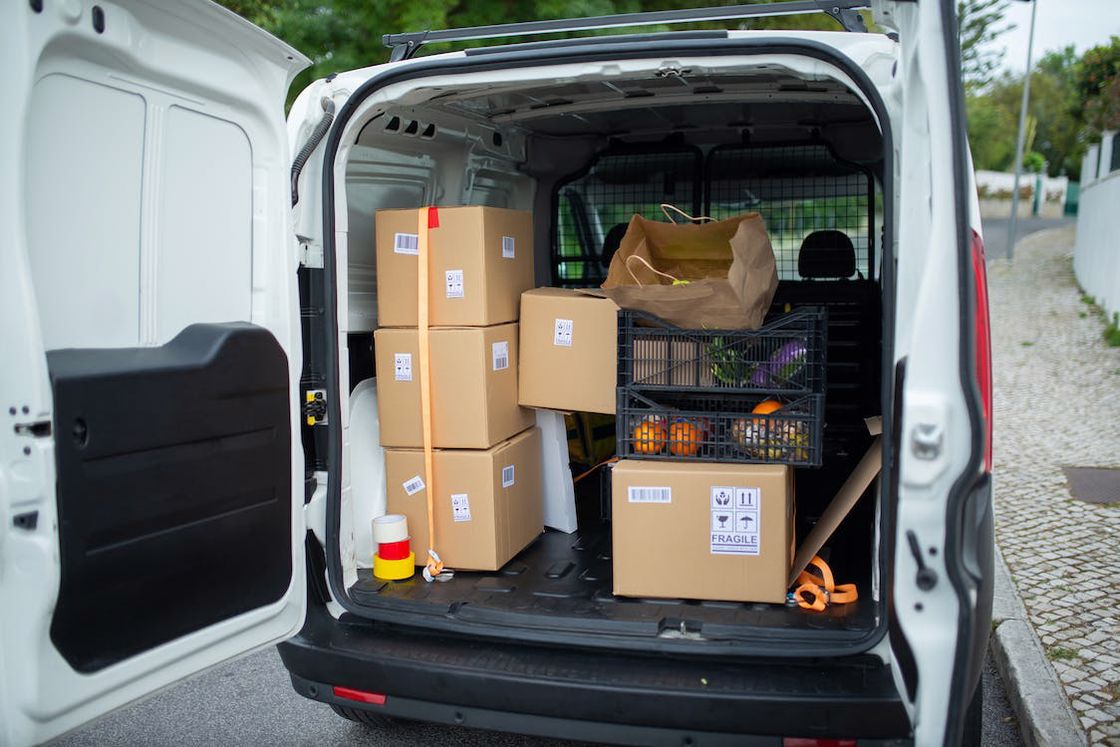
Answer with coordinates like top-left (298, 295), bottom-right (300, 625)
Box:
top-left (0, 1), bottom-right (995, 745)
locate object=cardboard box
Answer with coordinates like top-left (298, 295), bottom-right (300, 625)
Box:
top-left (374, 323), bottom-right (534, 449)
top-left (383, 427), bottom-right (543, 571)
top-left (611, 460), bottom-right (794, 603)
top-left (787, 416), bottom-right (881, 585)
top-left (375, 206), bottom-right (534, 328)
top-left (518, 288), bottom-right (618, 414)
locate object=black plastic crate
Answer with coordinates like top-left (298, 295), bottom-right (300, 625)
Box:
top-left (617, 389), bottom-right (824, 466)
top-left (618, 306), bottom-right (827, 395)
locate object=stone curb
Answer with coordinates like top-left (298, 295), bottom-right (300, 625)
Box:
top-left (991, 547), bottom-right (1085, 746)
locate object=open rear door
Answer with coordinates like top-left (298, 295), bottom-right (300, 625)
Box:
top-left (0, 2), bottom-right (310, 744)
top-left (875, 0), bottom-right (994, 744)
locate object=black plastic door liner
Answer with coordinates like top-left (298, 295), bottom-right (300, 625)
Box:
top-left (47, 323), bottom-right (292, 673)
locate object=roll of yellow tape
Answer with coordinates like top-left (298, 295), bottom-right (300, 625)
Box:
top-left (373, 551), bottom-right (416, 581)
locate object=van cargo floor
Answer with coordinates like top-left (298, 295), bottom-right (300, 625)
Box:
top-left (348, 519), bottom-right (877, 647)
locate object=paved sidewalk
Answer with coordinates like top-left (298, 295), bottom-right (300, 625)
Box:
top-left (988, 225), bottom-right (1120, 745)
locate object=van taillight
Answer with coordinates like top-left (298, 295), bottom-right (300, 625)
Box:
top-left (332, 685), bottom-right (387, 705)
top-left (971, 230), bottom-right (993, 472)
top-left (783, 739), bottom-right (856, 747)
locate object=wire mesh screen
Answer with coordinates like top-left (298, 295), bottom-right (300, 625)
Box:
top-left (705, 144), bottom-right (874, 280)
top-left (552, 149), bottom-right (701, 287)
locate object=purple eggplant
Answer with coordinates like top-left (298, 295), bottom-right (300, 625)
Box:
top-left (750, 339), bottom-right (807, 388)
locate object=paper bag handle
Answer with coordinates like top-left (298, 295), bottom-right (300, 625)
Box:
top-left (660, 203), bottom-right (714, 224)
top-left (624, 254), bottom-right (683, 287)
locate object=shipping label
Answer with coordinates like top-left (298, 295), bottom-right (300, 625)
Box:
top-left (501, 235), bottom-right (516, 259)
top-left (445, 269), bottom-right (464, 299)
top-left (394, 353), bottom-right (412, 382)
top-left (553, 318), bottom-right (573, 347)
top-left (492, 340), bottom-right (510, 371)
top-left (628, 486), bottom-right (672, 504)
top-left (710, 486), bottom-right (760, 556)
top-left (501, 464), bottom-right (515, 488)
top-left (393, 232), bottom-right (419, 255)
top-left (402, 475), bottom-right (425, 496)
top-left (451, 493), bottom-right (472, 522)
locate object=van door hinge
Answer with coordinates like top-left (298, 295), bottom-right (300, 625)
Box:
top-left (298, 237), bottom-right (324, 269)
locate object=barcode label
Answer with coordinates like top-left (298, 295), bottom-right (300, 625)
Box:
top-left (445, 269), bottom-right (464, 298)
top-left (501, 235), bottom-right (515, 259)
top-left (492, 341), bottom-right (509, 371)
top-left (628, 486), bottom-right (672, 504)
top-left (393, 232), bottom-right (419, 255)
top-left (553, 318), bottom-right (573, 347)
top-left (394, 353), bottom-right (412, 382)
top-left (402, 475), bottom-right (425, 495)
top-left (501, 464), bottom-right (515, 488)
top-left (451, 493), bottom-right (472, 522)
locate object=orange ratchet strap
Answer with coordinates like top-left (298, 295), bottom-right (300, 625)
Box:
top-left (418, 206), bottom-right (450, 583)
top-left (792, 555), bottom-right (858, 612)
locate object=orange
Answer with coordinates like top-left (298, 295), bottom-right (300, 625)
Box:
top-left (750, 398), bottom-right (783, 432)
top-left (632, 420), bottom-right (667, 455)
top-left (668, 420), bottom-right (702, 457)
top-left (752, 398), bottom-right (783, 416)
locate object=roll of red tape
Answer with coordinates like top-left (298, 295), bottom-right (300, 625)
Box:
top-left (378, 538), bottom-right (411, 561)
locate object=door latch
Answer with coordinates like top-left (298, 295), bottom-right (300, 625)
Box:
top-left (304, 389), bottom-right (327, 426)
top-left (911, 422), bottom-right (943, 460)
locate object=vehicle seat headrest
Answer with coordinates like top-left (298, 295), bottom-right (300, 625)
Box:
top-left (798, 230), bottom-right (856, 279)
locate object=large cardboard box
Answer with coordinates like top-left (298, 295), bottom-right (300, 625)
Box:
top-left (376, 206), bottom-right (534, 328)
top-left (383, 427), bottom-right (543, 571)
top-left (518, 288), bottom-right (618, 414)
top-left (374, 323), bottom-right (534, 449)
top-left (611, 460), bottom-right (794, 603)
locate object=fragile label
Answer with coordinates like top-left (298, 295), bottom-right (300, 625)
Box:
top-left (394, 353), bottom-right (412, 382)
top-left (501, 235), bottom-right (516, 259)
top-left (451, 493), bottom-right (472, 522)
top-left (710, 486), bottom-right (760, 555)
top-left (402, 475), bottom-right (425, 495)
top-left (492, 340), bottom-right (510, 371)
top-left (393, 232), bottom-right (419, 255)
top-left (501, 464), bottom-right (515, 488)
top-left (553, 318), bottom-right (573, 347)
top-left (628, 486), bottom-right (672, 504)
top-left (445, 269), bottom-right (464, 299)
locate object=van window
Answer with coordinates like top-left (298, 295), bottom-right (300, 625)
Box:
top-left (552, 142), bottom-right (879, 286)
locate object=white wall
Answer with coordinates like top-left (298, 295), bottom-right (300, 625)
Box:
top-left (1074, 131), bottom-right (1120, 321)
top-left (974, 169), bottom-right (1069, 202)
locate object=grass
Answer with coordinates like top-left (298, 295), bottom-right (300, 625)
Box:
top-left (1075, 289), bottom-right (1120, 347)
top-left (1021, 341), bottom-right (1035, 347)
top-left (1105, 313), bottom-right (1120, 347)
top-left (1047, 646), bottom-right (1079, 662)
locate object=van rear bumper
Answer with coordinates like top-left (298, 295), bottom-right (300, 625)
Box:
top-left (278, 602), bottom-right (912, 744)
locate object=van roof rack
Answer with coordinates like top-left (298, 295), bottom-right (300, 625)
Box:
top-left (383, 0), bottom-right (870, 61)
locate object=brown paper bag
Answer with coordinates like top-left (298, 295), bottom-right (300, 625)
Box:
top-left (591, 211), bottom-right (778, 330)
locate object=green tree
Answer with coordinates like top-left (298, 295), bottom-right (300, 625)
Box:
top-left (957, 0), bottom-right (1015, 92)
top-left (1075, 36), bottom-right (1120, 134)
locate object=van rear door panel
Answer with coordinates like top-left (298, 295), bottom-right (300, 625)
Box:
top-left (877, 0), bottom-right (992, 743)
top-left (0, 2), bottom-right (309, 743)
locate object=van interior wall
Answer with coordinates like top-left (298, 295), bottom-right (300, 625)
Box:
top-left (339, 77), bottom-right (886, 628)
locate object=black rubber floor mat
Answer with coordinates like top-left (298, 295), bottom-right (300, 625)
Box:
top-left (349, 518), bottom-right (877, 643)
top-left (1062, 466), bottom-right (1120, 505)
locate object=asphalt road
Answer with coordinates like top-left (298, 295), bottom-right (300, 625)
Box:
top-left (981, 216), bottom-right (1074, 260)
top-left (57, 646), bottom-right (1022, 746)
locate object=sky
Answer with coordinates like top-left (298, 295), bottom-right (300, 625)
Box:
top-left (997, 0), bottom-right (1119, 73)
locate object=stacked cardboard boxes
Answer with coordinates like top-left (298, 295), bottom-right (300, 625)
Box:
top-left (373, 206), bottom-right (542, 571)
